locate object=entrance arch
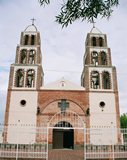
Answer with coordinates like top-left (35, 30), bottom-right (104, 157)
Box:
top-left (53, 121), bottom-right (74, 149)
top-left (48, 110), bottom-right (85, 129)
top-left (48, 110), bottom-right (85, 150)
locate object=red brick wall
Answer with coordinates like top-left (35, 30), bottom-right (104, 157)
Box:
top-left (38, 90), bottom-right (89, 114)
top-left (37, 90), bottom-right (90, 144)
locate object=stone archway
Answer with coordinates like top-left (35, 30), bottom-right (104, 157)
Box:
top-left (48, 110), bottom-right (85, 149)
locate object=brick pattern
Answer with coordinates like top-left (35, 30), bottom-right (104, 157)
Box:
top-left (20, 32), bottom-right (24, 45)
top-left (83, 33), bottom-right (112, 67)
top-left (112, 67), bottom-right (118, 91)
top-left (115, 91), bottom-right (121, 142)
top-left (37, 33), bottom-right (41, 46)
top-left (107, 48), bottom-right (112, 66)
top-left (20, 31), bottom-right (40, 46)
top-left (36, 66), bottom-right (43, 89)
top-left (81, 66), bottom-right (89, 89)
top-left (84, 48), bottom-right (91, 65)
top-left (37, 47), bottom-right (42, 64)
top-left (48, 149), bottom-right (84, 160)
top-left (85, 49), bottom-right (112, 67)
top-left (38, 90), bottom-right (89, 113)
top-left (15, 46), bottom-right (20, 63)
top-left (11, 27), bottom-right (43, 90)
top-left (87, 34), bottom-right (106, 47)
top-left (3, 91), bottom-right (11, 142)
top-left (37, 90), bottom-right (90, 144)
top-left (8, 66), bottom-right (14, 89)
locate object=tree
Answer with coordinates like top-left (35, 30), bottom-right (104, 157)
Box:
top-left (38, 0), bottom-right (119, 27)
top-left (120, 113), bottom-right (127, 128)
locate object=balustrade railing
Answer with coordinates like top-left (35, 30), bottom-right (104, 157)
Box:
top-left (0, 124), bottom-right (126, 159)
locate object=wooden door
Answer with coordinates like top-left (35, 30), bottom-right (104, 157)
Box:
top-left (53, 129), bottom-right (63, 149)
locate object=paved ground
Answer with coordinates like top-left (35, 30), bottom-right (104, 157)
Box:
top-left (48, 149), bottom-right (84, 160)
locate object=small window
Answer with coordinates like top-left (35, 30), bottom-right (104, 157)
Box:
top-left (37, 107), bottom-right (40, 114)
top-left (91, 51), bottom-right (98, 66)
top-left (92, 37), bottom-right (96, 46)
top-left (24, 35), bottom-right (29, 45)
top-left (86, 108), bottom-right (90, 116)
top-left (31, 35), bottom-right (35, 45)
top-left (20, 49), bottom-right (27, 64)
top-left (99, 101), bottom-right (105, 111)
top-left (20, 100), bottom-right (26, 106)
top-left (28, 50), bottom-right (35, 64)
top-left (100, 101), bottom-right (105, 107)
top-left (60, 80), bottom-right (66, 87)
top-left (26, 69), bottom-right (35, 88)
top-left (100, 51), bottom-right (107, 65)
top-left (91, 71), bottom-right (100, 89)
top-left (102, 71), bottom-right (111, 89)
top-left (99, 37), bottom-right (103, 47)
top-left (15, 69), bottom-right (24, 87)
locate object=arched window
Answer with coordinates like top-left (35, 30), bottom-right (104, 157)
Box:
top-left (28, 50), bottom-right (36, 64)
top-left (100, 51), bottom-right (107, 65)
top-left (24, 35), bottom-right (29, 45)
top-left (31, 35), bottom-right (35, 45)
top-left (99, 37), bottom-right (103, 47)
top-left (26, 69), bottom-right (35, 88)
top-left (15, 69), bottom-right (24, 87)
top-left (102, 71), bottom-right (111, 89)
top-left (91, 51), bottom-right (98, 65)
top-left (92, 37), bottom-right (96, 46)
top-left (91, 71), bottom-right (100, 89)
top-left (20, 49), bottom-right (27, 64)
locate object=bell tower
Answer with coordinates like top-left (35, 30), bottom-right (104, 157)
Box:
top-left (81, 27), bottom-right (120, 144)
top-left (4, 22), bottom-right (43, 144)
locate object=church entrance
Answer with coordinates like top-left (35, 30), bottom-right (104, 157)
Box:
top-left (48, 110), bottom-right (85, 159)
top-left (53, 121), bottom-right (74, 149)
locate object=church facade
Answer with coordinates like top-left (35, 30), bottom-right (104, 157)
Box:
top-left (4, 23), bottom-right (121, 149)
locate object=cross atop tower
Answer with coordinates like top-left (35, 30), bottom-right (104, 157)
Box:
top-left (31, 18), bottom-right (36, 25)
top-left (91, 19), bottom-right (96, 28)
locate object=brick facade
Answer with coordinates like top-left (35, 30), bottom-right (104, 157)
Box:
top-left (37, 90), bottom-right (90, 144)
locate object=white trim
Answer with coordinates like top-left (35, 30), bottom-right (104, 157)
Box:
top-left (48, 110), bottom-right (85, 128)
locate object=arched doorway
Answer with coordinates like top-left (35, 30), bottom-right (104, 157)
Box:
top-left (48, 110), bottom-right (85, 149)
top-left (53, 121), bottom-right (74, 149)
top-left (48, 110), bottom-right (85, 160)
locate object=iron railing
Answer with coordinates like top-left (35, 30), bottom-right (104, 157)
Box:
top-left (0, 124), bottom-right (127, 159)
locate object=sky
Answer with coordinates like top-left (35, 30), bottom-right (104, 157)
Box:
top-left (0, 0), bottom-right (127, 122)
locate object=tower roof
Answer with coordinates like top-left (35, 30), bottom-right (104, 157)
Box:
top-left (90, 26), bottom-right (102, 34)
top-left (24, 24), bottom-right (38, 32)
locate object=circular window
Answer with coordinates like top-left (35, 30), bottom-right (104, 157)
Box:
top-left (99, 101), bottom-right (105, 111)
top-left (20, 100), bottom-right (26, 106)
top-left (100, 101), bottom-right (105, 107)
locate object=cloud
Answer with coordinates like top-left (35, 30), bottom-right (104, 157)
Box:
top-left (0, 70), bottom-right (9, 90)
